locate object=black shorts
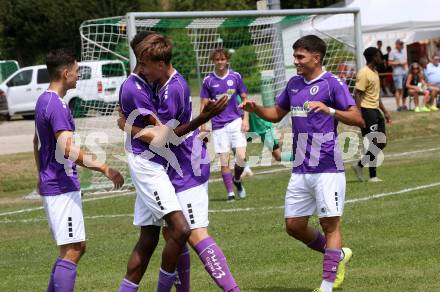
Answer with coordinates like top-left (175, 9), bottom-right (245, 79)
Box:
top-left (360, 108), bottom-right (386, 137)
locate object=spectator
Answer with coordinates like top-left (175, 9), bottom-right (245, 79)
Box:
top-left (424, 55), bottom-right (440, 109)
top-left (388, 39), bottom-right (408, 111)
top-left (432, 42), bottom-right (440, 59)
top-left (383, 46), bottom-right (395, 95)
top-left (404, 62), bottom-right (431, 112)
top-left (376, 40), bottom-right (389, 96)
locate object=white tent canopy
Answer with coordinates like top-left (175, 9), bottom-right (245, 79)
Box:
top-left (282, 0), bottom-right (440, 65)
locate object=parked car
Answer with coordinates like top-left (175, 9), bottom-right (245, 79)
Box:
top-left (0, 60), bottom-right (127, 120)
top-left (0, 60), bottom-right (19, 83)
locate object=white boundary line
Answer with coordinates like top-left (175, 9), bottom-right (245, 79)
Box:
top-left (1, 181), bottom-right (439, 224)
top-left (0, 146), bottom-right (439, 218)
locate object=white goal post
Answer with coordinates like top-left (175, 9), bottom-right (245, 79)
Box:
top-left (78, 8), bottom-right (362, 193)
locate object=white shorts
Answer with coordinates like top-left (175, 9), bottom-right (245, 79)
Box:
top-left (128, 153), bottom-right (181, 227)
top-left (43, 191), bottom-right (85, 246)
top-left (284, 172), bottom-right (346, 218)
top-left (176, 182), bottom-right (209, 229)
top-left (212, 118), bottom-right (247, 154)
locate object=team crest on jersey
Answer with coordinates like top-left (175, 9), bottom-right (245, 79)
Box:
top-left (291, 100), bottom-right (310, 117)
top-left (227, 80), bottom-right (234, 86)
top-left (310, 85), bottom-right (319, 95)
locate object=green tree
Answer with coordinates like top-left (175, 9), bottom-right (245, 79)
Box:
top-left (230, 45), bottom-right (261, 93)
top-left (0, 0), bottom-right (140, 66)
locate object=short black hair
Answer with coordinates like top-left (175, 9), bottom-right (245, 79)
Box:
top-left (363, 47), bottom-right (380, 63)
top-left (46, 49), bottom-right (76, 81)
top-left (130, 30), bottom-right (155, 56)
top-left (292, 35), bottom-right (327, 64)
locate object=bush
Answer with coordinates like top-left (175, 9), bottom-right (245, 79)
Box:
top-left (230, 45), bottom-right (261, 93)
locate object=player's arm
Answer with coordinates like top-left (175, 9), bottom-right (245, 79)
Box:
top-left (199, 97), bottom-right (210, 132)
top-left (239, 92), bottom-right (250, 132)
top-left (33, 133), bottom-right (40, 193)
top-left (379, 99), bottom-right (392, 124)
top-left (55, 130), bottom-right (124, 188)
top-left (117, 96), bottom-right (229, 143)
top-left (308, 102), bottom-right (365, 128)
top-left (240, 100), bottom-right (289, 123)
top-left (354, 89), bottom-right (364, 108)
top-left (174, 95), bottom-right (228, 137)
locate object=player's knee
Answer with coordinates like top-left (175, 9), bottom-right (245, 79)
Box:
top-left (285, 221), bottom-right (306, 238)
top-left (236, 154), bottom-right (246, 166)
top-left (175, 225), bottom-right (191, 246)
top-left (80, 242), bottom-right (86, 257)
top-left (319, 220), bottom-right (339, 234)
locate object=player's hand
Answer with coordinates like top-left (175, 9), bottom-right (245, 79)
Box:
top-left (241, 119), bottom-right (249, 132)
top-left (104, 167), bottom-right (124, 189)
top-left (384, 111), bottom-right (392, 124)
top-left (239, 100), bottom-right (257, 112)
top-left (146, 124), bottom-right (174, 148)
top-left (197, 130), bottom-right (210, 143)
top-left (199, 124), bottom-right (210, 143)
top-left (201, 95), bottom-right (228, 119)
top-left (308, 101), bottom-right (330, 115)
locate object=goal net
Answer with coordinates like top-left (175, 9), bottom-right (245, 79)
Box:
top-left (77, 10), bottom-right (361, 192)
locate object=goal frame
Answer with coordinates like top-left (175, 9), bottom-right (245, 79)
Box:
top-left (125, 7), bottom-right (363, 74)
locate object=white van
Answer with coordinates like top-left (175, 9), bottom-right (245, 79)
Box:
top-left (0, 60), bottom-right (127, 119)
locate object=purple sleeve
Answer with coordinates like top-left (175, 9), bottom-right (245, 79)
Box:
top-left (48, 98), bottom-right (74, 134)
top-left (200, 78), bottom-right (211, 99)
top-left (157, 86), bottom-right (184, 123)
top-left (275, 86), bottom-right (291, 111)
top-left (331, 78), bottom-right (356, 110)
top-left (236, 73), bottom-right (247, 95)
top-left (131, 88), bottom-right (156, 117)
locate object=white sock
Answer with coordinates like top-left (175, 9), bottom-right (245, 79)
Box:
top-left (320, 280), bottom-right (333, 292)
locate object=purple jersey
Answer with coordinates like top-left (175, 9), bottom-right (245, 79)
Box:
top-left (156, 70), bottom-right (210, 193)
top-left (200, 70), bottom-right (247, 130)
top-left (276, 72), bottom-right (355, 174)
top-left (119, 73), bottom-right (166, 167)
top-left (34, 90), bottom-right (80, 196)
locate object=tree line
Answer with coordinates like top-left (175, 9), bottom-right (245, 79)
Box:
top-left (0, 0), bottom-right (339, 66)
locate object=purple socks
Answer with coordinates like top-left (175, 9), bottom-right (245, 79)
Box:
top-left (118, 278), bottom-right (139, 292)
top-left (307, 231), bottom-right (326, 253)
top-left (51, 259), bottom-right (77, 292)
top-left (221, 172), bottom-right (234, 193)
top-left (194, 237), bottom-right (240, 292)
top-left (233, 164), bottom-right (245, 181)
top-left (157, 268), bottom-right (177, 292)
top-left (323, 248), bottom-right (341, 283)
top-left (175, 245), bottom-right (191, 292)
top-left (47, 258), bottom-right (61, 292)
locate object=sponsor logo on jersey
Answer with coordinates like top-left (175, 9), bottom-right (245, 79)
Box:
top-left (291, 101), bottom-right (310, 117)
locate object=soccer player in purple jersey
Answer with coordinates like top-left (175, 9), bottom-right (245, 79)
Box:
top-left (117, 31), bottom-right (197, 292)
top-left (118, 33), bottom-right (240, 292)
top-left (200, 48), bottom-right (249, 202)
top-left (241, 35), bottom-right (365, 292)
top-left (34, 49), bottom-right (124, 292)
